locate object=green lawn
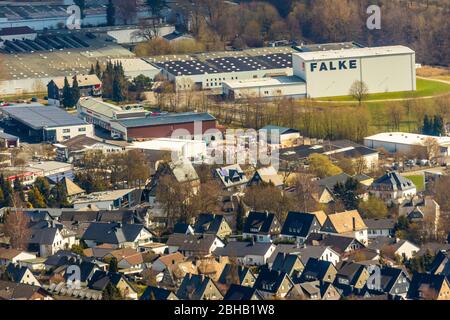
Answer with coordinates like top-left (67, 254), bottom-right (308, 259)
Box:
top-left (316, 78), bottom-right (450, 102)
top-left (405, 175), bottom-right (425, 191)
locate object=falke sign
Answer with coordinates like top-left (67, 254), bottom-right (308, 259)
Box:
top-left (310, 59), bottom-right (358, 72)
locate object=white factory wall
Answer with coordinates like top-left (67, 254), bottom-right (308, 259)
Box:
top-left (0, 14), bottom-right (107, 31)
top-left (293, 53), bottom-right (415, 98)
top-left (167, 68), bottom-right (294, 91)
top-left (223, 82), bottom-right (306, 99)
top-left (0, 77), bottom-right (53, 96)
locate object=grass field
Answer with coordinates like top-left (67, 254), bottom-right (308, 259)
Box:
top-left (316, 78), bottom-right (450, 102)
top-left (405, 175), bottom-right (425, 191)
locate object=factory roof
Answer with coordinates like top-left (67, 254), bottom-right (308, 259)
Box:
top-left (110, 58), bottom-right (159, 72)
top-left (73, 189), bottom-right (135, 204)
top-left (50, 74), bottom-right (101, 89)
top-left (78, 97), bottom-right (147, 120)
top-left (27, 161), bottom-right (72, 173)
top-left (294, 45), bottom-right (414, 61)
top-left (364, 132), bottom-right (450, 146)
top-left (154, 59), bottom-right (219, 76)
top-left (1, 104), bottom-right (88, 129)
top-left (294, 42), bottom-right (362, 52)
top-left (116, 112), bottom-right (216, 128)
top-left (223, 76), bottom-right (304, 89)
top-left (0, 26), bottom-right (36, 36)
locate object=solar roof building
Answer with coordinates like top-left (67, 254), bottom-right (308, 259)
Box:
top-left (0, 104), bottom-right (93, 142)
top-left (152, 52), bottom-right (294, 91)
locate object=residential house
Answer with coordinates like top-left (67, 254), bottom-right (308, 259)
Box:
top-left (271, 252), bottom-right (304, 278)
top-left (407, 273), bottom-right (450, 300)
top-left (160, 260), bottom-right (198, 289)
top-left (214, 164), bottom-right (248, 192)
top-left (242, 211), bottom-right (281, 243)
top-left (0, 280), bottom-right (52, 300)
top-left (296, 245), bottom-right (341, 266)
top-left (368, 237), bottom-right (420, 261)
top-left (298, 258), bottom-right (338, 284)
top-left (60, 260), bottom-right (100, 288)
top-left (253, 267), bottom-right (294, 299)
top-left (173, 223), bottom-right (194, 235)
top-left (369, 266), bottom-right (411, 299)
top-left (280, 212), bottom-right (321, 244)
top-left (291, 281), bottom-right (340, 300)
top-left (334, 261), bottom-right (370, 297)
top-left (54, 135), bottom-right (123, 163)
top-left (218, 264), bottom-right (256, 288)
top-left (28, 222), bottom-right (78, 257)
top-left (399, 196), bottom-right (440, 236)
top-left (56, 177), bottom-right (86, 202)
top-left (248, 166), bottom-right (284, 188)
top-left (73, 188), bottom-right (140, 211)
top-left (317, 173), bottom-right (371, 204)
top-left (369, 171), bottom-right (416, 204)
top-left (5, 264), bottom-right (40, 287)
top-left (81, 222), bottom-right (153, 249)
top-left (193, 213), bottom-right (232, 239)
top-left (152, 252), bottom-right (185, 273)
top-left (213, 241), bottom-right (276, 266)
top-left (0, 249), bottom-right (36, 266)
top-left (428, 250), bottom-right (450, 276)
top-left (87, 270), bottom-right (138, 300)
top-left (260, 125), bottom-right (301, 149)
top-left (176, 274), bottom-right (223, 300)
top-left (305, 233), bottom-right (365, 256)
top-left (140, 286), bottom-right (178, 300)
top-left (166, 234), bottom-right (224, 257)
top-left (103, 248), bottom-right (144, 274)
top-left (320, 210), bottom-right (368, 245)
top-left (364, 218), bottom-right (396, 239)
top-left (223, 284), bottom-right (262, 300)
top-left (310, 210), bottom-right (328, 227)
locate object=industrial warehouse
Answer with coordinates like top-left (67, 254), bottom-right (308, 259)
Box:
top-left (0, 104), bottom-right (93, 143)
top-left (78, 97), bottom-right (217, 141)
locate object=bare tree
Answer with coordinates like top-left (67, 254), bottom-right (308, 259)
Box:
top-left (349, 80), bottom-right (369, 106)
top-left (4, 194), bottom-right (31, 250)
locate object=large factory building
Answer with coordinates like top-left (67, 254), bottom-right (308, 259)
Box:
top-left (293, 45), bottom-right (416, 98)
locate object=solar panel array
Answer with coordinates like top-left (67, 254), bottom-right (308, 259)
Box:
top-left (206, 56), bottom-right (268, 72)
top-left (254, 53), bottom-right (292, 69)
top-left (154, 60), bottom-right (219, 76)
top-left (2, 34), bottom-right (90, 54)
top-left (2, 105), bottom-right (87, 129)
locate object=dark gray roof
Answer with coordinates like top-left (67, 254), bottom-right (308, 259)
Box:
top-left (116, 112), bottom-right (216, 128)
top-left (176, 274), bottom-right (216, 300)
top-left (363, 218), bottom-right (396, 230)
top-left (243, 211), bottom-right (277, 235)
top-left (428, 250), bottom-right (450, 276)
top-left (2, 105), bottom-right (87, 130)
top-left (299, 258), bottom-right (335, 283)
top-left (140, 286), bottom-right (177, 300)
top-left (81, 222), bottom-right (147, 245)
top-left (305, 233), bottom-right (363, 255)
top-left (271, 252), bottom-right (302, 276)
top-left (6, 264), bottom-right (30, 283)
top-left (193, 213), bottom-right (226, 235)
top-left (87, 270), bottom-right (126, 291)
top-left (218, 264), bottom-right (253, 285)
top-left (223, 284), bottom-right (260, 300)
top-left (0, 280), bottom-right (47, 300)
top-left (29, 227), bottom-right (58, 245)
top-left (166, 234), bottom-right (219, 253)
top-left (336, 261), bottom-right (366, 284)
top-left (297, 245), bottom-right (337, 265)
top-left (0, 131), bottom-right (19, 140)
top-left (254, 267), bottom-right (291, 293)
top-left (173, 223), bottom-right (192, 234)
top-left (371, 171), bottom-right (415, 191)
top-left (213, 241), bottom-right (273, 258)
top-left (281, 212), bottom-right (319, 238)
top-left (407, 272), bottom-right (449, 300)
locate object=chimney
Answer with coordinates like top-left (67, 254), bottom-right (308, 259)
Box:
top-left (352, 217), bottom-right (356, 231)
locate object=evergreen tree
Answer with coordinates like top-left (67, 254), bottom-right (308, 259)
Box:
top-left (34, 177), bottom-right (51, 201)
top-left (0, 174), bottom-right (13, 207)
top-left (333, 178), bottom-right (360, 210)
top-left (89, 64), bottom-right (95, 75)
top-left (422, 115), bottom-right (432, 135)
top-left (106, 0), bottom-right (116, 26)
top-left (13, 177), bottom-right (25, 201)
top-left (432, 115), bottom-right (444, 136)
top-left (103, 282), bottom-right (122, 300)
top-left (71, 75), bottom-right (81, 106)
top-left (102, 61), bottom-right (114, 99)
top-left (109, 257), bottom-right (119, 273)
top-left (112, 62), bottom-right (128, 102)
top-left (95, 61), bottom-right (102, 79)
top-left (62, 76), bottom-right (74, 109)
top-left (51, 181), bottom-right (69, 208)
top-left (29, 187), bottom-right (46, 208)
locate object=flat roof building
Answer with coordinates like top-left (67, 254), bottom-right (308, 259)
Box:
top-left (110, 58), bottom-right (160, 80)
top-left (0, 104), bottom-right (93, 142)
top-left (293, 45), bottom-right (416, 98)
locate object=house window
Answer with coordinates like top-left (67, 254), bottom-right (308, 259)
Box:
top-left (63, 129), bottom-right (70, 133)
top-left (78, 127), bottom-right (86, 132)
